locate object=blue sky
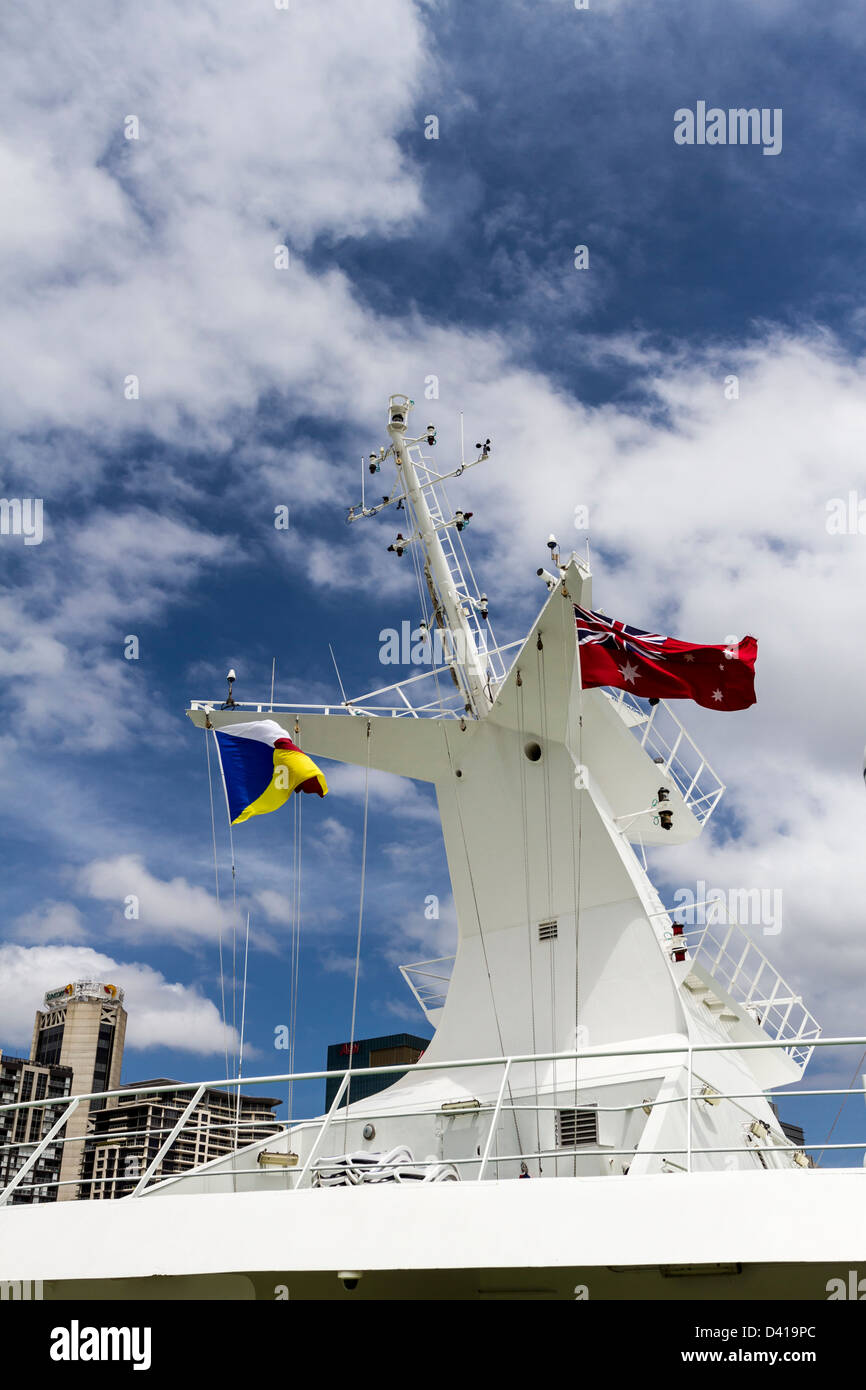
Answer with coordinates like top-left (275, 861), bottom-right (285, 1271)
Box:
top-left (2, 0), bottom-right (866, 1160)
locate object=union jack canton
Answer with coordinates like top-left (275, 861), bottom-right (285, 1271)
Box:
top-left (573, 605), bottom-right (667, 662)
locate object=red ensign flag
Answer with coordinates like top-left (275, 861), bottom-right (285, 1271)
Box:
top-left (575, 605), bottom-right (757, 711)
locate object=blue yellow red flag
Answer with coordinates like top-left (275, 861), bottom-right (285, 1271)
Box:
top-left (214, 719), bottom-right (328, 824)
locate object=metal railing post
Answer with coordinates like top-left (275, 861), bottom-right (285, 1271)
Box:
top-left (129, 1085), bottom-right (207, 1197)
top-left (294, 1072), bottom-right (350, 1190)
top-left (686, 1047), bottom-right (693, 1174)
top-left (0, 1097), bottom-right (80, 1208)
top-left (478, 1058), bottom-right (512, 1181)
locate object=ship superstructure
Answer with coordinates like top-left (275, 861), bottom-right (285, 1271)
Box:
top-left (1, 394), bottom-right (858, 1303)
top-left (177, 394), bottom-right (818, 1186)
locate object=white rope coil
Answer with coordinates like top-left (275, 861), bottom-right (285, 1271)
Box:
top-left (312, 1146), bottom-right (459, 1187)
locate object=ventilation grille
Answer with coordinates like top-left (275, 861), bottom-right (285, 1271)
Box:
top-left (556, 1107), bottom-right (598, 1147)
top-left (538, 920), bottom-right (558, 941)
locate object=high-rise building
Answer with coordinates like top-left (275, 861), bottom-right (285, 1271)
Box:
top-left (31, 981), bottom-right (127, 1201)
top-left (325, 1033), bottom-right (430, 1108)
top-left (0, 1052), bottom-right (73, 1204)
top-left (84, 1080), bottom-right (282, 1198)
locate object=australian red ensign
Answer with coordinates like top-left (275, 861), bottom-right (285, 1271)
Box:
top-left (574, 605), bottom-right (757, 711)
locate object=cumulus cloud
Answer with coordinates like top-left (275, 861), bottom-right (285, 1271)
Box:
top-left (9, 902), bottom-right (88, 946)
top-left (0, 944), bottom-right (236, 1055)
top-left (1, 0), bottom-right (865, 1085)
top-left (77, 853), bottom-right (235, 946)
top-left (0, 0), bottom-right (426, 446)
top-left (0, 509), bottom-right (223, 752)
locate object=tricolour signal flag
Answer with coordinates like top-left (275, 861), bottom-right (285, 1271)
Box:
top-left (214, 719), bottom-right (328, 825)
top-left (574, 605), bottom-right (757, 711)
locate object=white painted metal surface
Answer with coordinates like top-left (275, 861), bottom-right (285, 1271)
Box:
top-left (0, 392), bottom-right (836, 1299)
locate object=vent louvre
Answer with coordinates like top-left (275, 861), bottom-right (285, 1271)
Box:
top-left (538, 920), bottom-right (558, 941)
top-left (556, 1107), bottom-right (598, 1147)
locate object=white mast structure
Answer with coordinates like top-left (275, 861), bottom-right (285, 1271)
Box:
top-left (348, 393), bottom-right (497, 717)
top-left (179, 391), bottom-right (820, 1178)
top-left (1, 391), bottom-right (851, 1303)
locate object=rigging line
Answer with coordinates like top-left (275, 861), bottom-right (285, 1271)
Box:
top-left (234, 911), bottom-right (251, 1150)
top-left (290, 796), bottom-right (296, 1067)
top-left (572, 601), bottom-right (585, 1162)
top-left (407, 506), bottom-right (432, 635)
top-left (814, 1045), bottom-right (866, 1167)
top-left (537, 638), bottom-right (557, 1077)
top-left (407, 485), bottom-right (450, 717)
top-left (213, 726), bottom-right (241, 1082)
top-left (293, 795), bottom-right (303, 1083)
top-left (288, 792), bottom-right (303, 1124)
top-left (205, 728), bottom-right (230, 1082)
top-left (516, 673), bottom-right (542, 1167)
top-left (287, 791), bottom-right (299, 1123)
top-left (537, 635), bottom-right (560, 1173)
top-left (557, 590), bottom-right (583, 1166)
top-left (328, 644), bottom-right (350, 709)
top-left (344, 721), bottom-right (372, 1138)
top-left (436, 719), bottom-right (526, 1162)
top-left (269, 657), bottom-right (276, 711)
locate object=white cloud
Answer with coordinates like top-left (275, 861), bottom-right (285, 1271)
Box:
top-left (10, 901), bottom-right (88, 946)
top-left (0, 944), bottom-right (236, 1055)
top-left (77, 853), bottom-right (235, 947)
top-left (1, 0), bottom-right (865, 1081)
top-left (0, 509), bottom-right (223, 752)
top-left (0, 0), bottom-right (426, 444)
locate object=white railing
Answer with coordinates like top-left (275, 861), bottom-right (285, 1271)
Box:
top-left (604, 689), bottom-right (725, 824)
top-left (190, 640), bottom-right (523, 723)
top-left (399, 955), bottom-right (455, 1020)
top-left (2, 1034), bottom-right (865, 1203)
top-left (679, 919), bottom-right (821, 1070)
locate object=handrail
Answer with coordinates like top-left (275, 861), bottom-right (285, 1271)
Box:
top-left (188, 639), bottom-right (524, 724)
top-left (129, 1084), bottom-right (207, 1197)
top-left (2, 1032), bottom-right (864, 1122)
top-left (293, 1072), bottom-right (350, 1190)
top-left (603, 688), bottom-right (725, 824)
top-left (5, 1035), bottom-right (866, 1202)
top-left (0, 1098), bottom-right (80, 1208)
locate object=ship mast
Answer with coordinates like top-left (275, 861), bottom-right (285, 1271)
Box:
top-left (348, 394), bottom-right (497, 718)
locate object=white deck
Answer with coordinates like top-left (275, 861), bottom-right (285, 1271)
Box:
top-left (1, 1169), bottom-right (863, 1295)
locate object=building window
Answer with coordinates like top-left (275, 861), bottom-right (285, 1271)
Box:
top-left (90, 1022), bottom-right (116, 1100)
top-left (369, 1046), bottom-right (425, 1067)
top-left (35, 1025), bottom-right (64, 1067)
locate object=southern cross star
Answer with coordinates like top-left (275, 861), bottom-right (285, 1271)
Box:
top-left (712, 688), bottom-right (723, 702)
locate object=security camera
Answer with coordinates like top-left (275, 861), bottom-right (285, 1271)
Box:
top-left (338, 1271), bottom-right (363, 1291)
top-left (537, 567), bottom-right (558, 590)
top-left (227, 669), bottom-right (236, 682)
top-left (388, 397), bottom-right (412, 432)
